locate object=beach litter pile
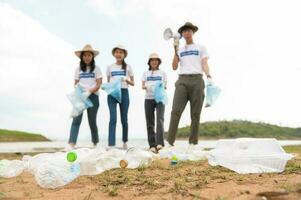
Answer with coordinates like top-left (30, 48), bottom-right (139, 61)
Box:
top-left (0, 138), bottom-right (293, 189)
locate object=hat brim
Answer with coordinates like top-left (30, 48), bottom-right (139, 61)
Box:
top-left (148, 57), bottom-right (162, 66)
top-left (75, 50), bottom-right (99, 58)
top-left (178, 25), bottom-right (198, 34)
top-left (112, 47), bottom-right (128, 58)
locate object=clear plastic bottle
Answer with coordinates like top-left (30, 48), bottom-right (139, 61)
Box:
top-left (0, 159), bottom-right (25, 178)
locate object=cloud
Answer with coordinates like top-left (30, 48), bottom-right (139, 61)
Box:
top-left (88, 0), bottom-right (301, 128)
top-left (0, 3), bottom-right (77, 139)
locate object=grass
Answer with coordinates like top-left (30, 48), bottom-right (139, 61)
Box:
top-left (88, 145), bottom-right (301, 198)
top-left (0, 129), bottom-right (49, 142)
top-left (174, 120), bottom-right (301, 139)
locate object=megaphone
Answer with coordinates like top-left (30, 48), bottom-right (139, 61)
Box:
top-left (163, 28), bottom-right (181, 54)
top-left (163, 28), bottom-right (181, 40)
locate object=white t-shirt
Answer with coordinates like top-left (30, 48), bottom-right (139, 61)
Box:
top-left (74, 65), bottom-right (103, 93)
top-left (142, 70), bottom-right (167, 99)
top-left (177, 43), bottom-right (209, 75)
top-left (106, 63), bottom-right (134, 89)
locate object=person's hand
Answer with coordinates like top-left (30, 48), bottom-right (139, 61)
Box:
top-left (173, 38), bottom-right (180, 53)
top-left (142, 86), bottom-right (147, 90)
top-left (207, 76), bottom-right (213, 85)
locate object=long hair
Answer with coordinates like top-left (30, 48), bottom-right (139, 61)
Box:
top-left (148, 58), bottom-right (161, 71)
top-left (80, 52), bottom-right (95, 72)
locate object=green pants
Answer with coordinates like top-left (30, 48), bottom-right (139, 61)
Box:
top-left (167, 74), bottom-right (205, 145)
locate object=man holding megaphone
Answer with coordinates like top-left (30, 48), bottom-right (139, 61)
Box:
top-left (165, 22), bottom-right (212, 146)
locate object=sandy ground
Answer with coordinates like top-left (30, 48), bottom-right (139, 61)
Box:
top-left (0, 147), bottom-right (301, 200)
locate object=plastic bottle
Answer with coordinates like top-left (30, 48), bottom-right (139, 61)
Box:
top-left (0, 159), bottom-right (25, 178)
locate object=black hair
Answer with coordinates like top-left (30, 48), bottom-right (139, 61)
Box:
top-left (80, 51), bottom-right (95, 72)
top-left (148, 58), bottom-right (161, 70)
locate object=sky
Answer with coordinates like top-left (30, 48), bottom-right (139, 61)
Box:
top-left (0, 0), bottom-right (300, 142)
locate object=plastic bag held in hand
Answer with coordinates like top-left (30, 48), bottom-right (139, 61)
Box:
top-left (205, 80), bottom-right (221, 107)
top-left (101, 77), bottom-right (122, 103)
top-left (67, 86), bottom-right (93, 118)
top-left (154, 81), bottom-right (168, 105)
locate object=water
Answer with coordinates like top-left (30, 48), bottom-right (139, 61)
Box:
top-left (0, 139), bottom-right (301, 153)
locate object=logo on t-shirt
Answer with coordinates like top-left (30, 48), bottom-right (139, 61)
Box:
top-left (147, 76), bottom-right (162, 81)
top-left (111, 71), bottom-right (126, 76)
top-left (79, 72), bottom-right (95, 79)
top-left (180, 50), bottom-right (199, 57)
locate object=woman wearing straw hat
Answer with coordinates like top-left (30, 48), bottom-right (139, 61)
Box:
top-left (106, 45), bottom-right (134, 149)
top-left (167, 22), bottom-right (212, 146)
top-left (142, 53), bottom-right (167, 153)
top-left (68, 44), bottom-right (103, 149)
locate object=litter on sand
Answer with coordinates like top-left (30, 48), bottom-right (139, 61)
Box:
top-left (207, 138), bottom-right (293, 174)
top-left (0, 138), bottom-right (293, 189)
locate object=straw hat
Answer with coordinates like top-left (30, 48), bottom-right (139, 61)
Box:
top-left (75, 44), bottom-right (99, 58)
top-left (112, 45), bottom-right (128, 58)
top-left (148, 53), bottom-right (162, 64)
top-left (178, 22), bottom-right (198, 34)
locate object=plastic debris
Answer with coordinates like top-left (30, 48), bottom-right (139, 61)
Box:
top-left (207, 138), bottom-right (293, 174)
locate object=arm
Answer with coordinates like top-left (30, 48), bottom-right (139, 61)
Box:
top-left (201, 57), bottom-right (212, 79)
top-left (172, 54), bottom-right (180, 70)
top-left (142, 81), bottom-right (147, 90)
top-left (126, 76), bottom-right (135, 86)
top-left (74, 80), bottom-right (79, 87)
top-left (89, 78), bottom-right (102, 93)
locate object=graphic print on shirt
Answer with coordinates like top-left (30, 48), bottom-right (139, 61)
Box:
top-left (146, 76), bottom-right (162, 81)
top-left (111, 70), bottom-right (126, 77)
top-left (79, 72), bottom-right (96, 79)
top-left (180, 50), bottom-right (199, 57)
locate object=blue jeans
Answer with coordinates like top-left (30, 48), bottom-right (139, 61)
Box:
top-left (107, 89), bottom-right (129, 146)
top-left (69, 93), bottom-right (99, 145)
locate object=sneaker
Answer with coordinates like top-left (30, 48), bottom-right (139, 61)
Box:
top-left (123, 143), bottom-right (128, 150)
top-left (93, 143), bottom-right (98, 149)
top-left (156, 145), bottom-right (163, 151)
top-left (150, 147), bottom-right (157, 153)
top-left (64, 144), bottom-right (75, 152)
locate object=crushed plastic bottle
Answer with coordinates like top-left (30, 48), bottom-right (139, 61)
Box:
top-left (34, 161), bottom-right (80, 189)
top-left (0, 159), bottom-right (25, 178)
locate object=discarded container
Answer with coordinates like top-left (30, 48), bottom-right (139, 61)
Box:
top-left (67, 152), bottom-right (77, 162)
top-left (171, 155), bottom-right (178, 165)
top-left (207, 138), bottom-right (293, 174)
top-left (0, 160), bottom-right (25, 178)
top-left (120, 159), bottom-right (128, 168)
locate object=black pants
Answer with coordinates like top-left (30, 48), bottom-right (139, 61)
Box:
top-left (144, 99), bottom-right (165, 148)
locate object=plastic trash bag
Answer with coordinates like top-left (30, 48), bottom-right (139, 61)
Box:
top-left (205, 82), bottom-right (221, 107)
top-left (154, 81), bottom-right (168, 105)
top-left (67, 86), bottom-right (93, 118)
top-left (207, 138), bottom-right (293, 174)
top-left (101, 78), bottom-right (122, 103)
